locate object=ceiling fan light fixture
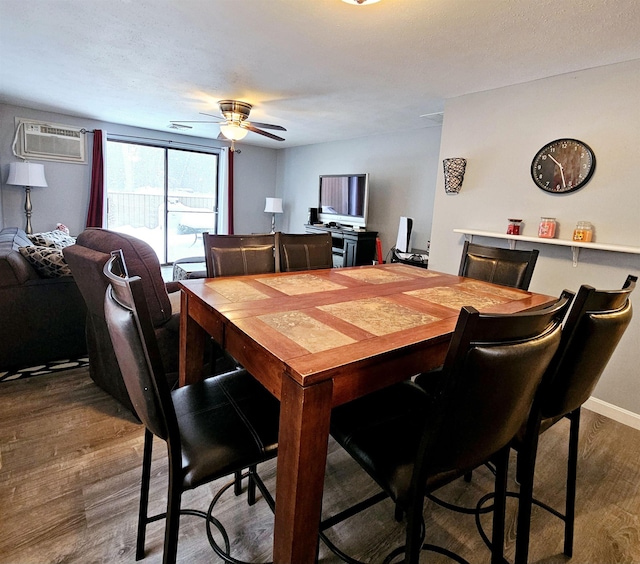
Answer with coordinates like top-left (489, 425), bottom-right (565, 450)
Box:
top-left (341, 0), bottom-right (381, 5)
top-left (220, 123), bottom-right (249, 141)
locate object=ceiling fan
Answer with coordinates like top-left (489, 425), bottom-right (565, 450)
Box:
top-left (169, 100), bottom-right (286, 146)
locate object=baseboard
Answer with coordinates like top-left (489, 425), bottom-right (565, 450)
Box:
top-left (584, 397), bottom-right (640, 431)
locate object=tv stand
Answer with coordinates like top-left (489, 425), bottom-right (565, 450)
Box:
top-left (305, 224), bottom-right (378, 267)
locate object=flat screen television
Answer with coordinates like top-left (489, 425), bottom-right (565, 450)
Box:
top-left (318, 173), bottom-right (369, 229)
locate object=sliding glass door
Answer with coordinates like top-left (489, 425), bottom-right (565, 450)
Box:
top-left (106, 140), bottom-right (219, 263)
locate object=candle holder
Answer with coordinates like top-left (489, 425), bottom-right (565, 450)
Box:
top-left (443, 158), bottom-right (467, 194)
top-left (507, 219), bottom-right (522, 235)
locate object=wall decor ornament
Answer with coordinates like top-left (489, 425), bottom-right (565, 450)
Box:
top-left (443, 158), bottom-right (466, 194)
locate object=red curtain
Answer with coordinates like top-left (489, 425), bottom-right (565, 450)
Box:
top-left (227, 148), bottom-right (234, 234)
top-left (86, 129), bottom-right (105, 227)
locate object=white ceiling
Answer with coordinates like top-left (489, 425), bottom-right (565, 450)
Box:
top-left (2, 0), bottom-right (640, 148)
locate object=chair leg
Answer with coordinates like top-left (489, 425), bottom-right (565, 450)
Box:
top-left (247, 465), bottom-right (257, 506)
top-left (136, 429), bottom-right (154, 561)
top-left (394, 503), bottom-right (404, 522)
top-left (564, 408), bottom-right (580, 557)
top-left (491, 447), bottom-right (508, 564)
top-left (404, 496), bottom-right (425, 564)
top-left (234, 470), bottom-right (243, 496)
top-left (163, 449), bottom-right (182, 564)
top-left (515, 429), bottom-right (541, 564)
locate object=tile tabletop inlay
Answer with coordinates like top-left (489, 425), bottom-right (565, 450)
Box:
top-left (337, 268), bottom-right (415, 284)
top-left (457, 280), bottom-right (528, 300)
top-left (258, 310), bottom-right (356, 353)
top-left (205, 279), bottom-right (271, 302)
top-left (319, 297), bottom-right (440, 336)
top-left (389, 265), bottom-right (440, 278)
top-left (258, 273), bottom-right (346, 295)
top-left (406, 285), bottom-right (508, 310)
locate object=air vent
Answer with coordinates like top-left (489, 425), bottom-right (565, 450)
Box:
top-left (419, 112), bottom-right (444, 127)
top-left (15, 119), bottom-right (87, 163)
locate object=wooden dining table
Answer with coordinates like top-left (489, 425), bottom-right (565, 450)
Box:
top-left (178, 263), bottom-right (555, 563)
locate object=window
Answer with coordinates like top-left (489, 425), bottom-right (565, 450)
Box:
top-left (106, 140), bottom-right (220, 263)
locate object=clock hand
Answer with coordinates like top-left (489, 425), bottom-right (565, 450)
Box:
top-left (547, 154), bottom-right (562, 167)
top-left (547, 154), bottom-right (567, 188)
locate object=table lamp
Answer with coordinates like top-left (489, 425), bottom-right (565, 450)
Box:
top-left (6, 162), bottom-right (48, 234)
top-left (264, 197), bottom-right (283, 234)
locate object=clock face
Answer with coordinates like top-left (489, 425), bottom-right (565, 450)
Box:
top-left (531, 138), bottom-right (595, 194)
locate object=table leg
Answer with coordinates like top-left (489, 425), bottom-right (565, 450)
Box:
top-left (179, 291), bottom-right (207, 387)
top-left (273, 374), bottom-right (333, 564)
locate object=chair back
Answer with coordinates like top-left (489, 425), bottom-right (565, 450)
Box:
top-left (202, 233), bottom-right (275, 277)
top-left (275, 232), bottom-right (333, 272)
top-left (103, 252), bottom-right (176, 441)
top-left (458, 241), bottom-right (539, 290)
top-left (420, 292), bottom-right (572, 479)
top-left (539, 275), bottom-right (636, 420)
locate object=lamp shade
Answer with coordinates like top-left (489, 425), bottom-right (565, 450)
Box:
top-left (264, 197), bottom-right (283, 214)
top-left (6, 162), bottom-right (48, 187)
top-left (219, 123), bottom-right (249, 141)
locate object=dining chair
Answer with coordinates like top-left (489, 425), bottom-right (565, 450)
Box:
top-left (275, 231), bottom-right (333, 272)
top-left (322, 292), bottom-right (572, 564)
top-left (103, 252), bottom-right (280, 564)
top-left (459, 241), bottom-right (539, 290)
top-left (202, 232), bottom-right (276, 277)
top-left (513, 274), bottom-right (636, 564)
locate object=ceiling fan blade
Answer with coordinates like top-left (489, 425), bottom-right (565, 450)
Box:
top-left (246, 121), bottom-right (287, 131)
top-left (200, 112), bottom-right (225, 120)
top-left (171, 120), bottom-right (222, 124)
top-left (168, 123), bottom-right (193, 130)
top-left (242, 123), bottom-right (285, 141)
top-left (217, 132), bottom-right (227, 140)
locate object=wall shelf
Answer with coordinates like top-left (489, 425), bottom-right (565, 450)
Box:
top-left (453, 228), bottom-right (640, 267)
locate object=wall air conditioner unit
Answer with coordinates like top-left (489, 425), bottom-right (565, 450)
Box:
top-left (14, 119), bottom-right (87, 164)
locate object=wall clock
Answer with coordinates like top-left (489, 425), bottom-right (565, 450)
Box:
top-left (531, 138), bottom-right (595, 194)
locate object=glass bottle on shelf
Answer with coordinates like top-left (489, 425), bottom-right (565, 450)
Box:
top-left (538, 217), bottom-right (556, 238)
top-left (507, 219), bottom-right (522, 235)
top-left (572, 221), bottom-right (593, 242)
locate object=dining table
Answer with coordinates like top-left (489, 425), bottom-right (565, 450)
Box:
top-left (178, 263), bottom-right (556, 563)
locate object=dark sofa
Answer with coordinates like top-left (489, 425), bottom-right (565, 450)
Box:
top-left (0, 227), bottom-right (87, 371)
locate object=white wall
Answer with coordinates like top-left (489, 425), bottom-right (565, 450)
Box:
top-left (231, 144), bottom-right (279, 235)
top-left (430, 60), bottom-right (640, 417)
top-left (0, 103), bottom-right (279, 236)
top-left (276, 127), bottom-right (442, 258)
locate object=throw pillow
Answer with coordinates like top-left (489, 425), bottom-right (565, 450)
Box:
top-left (28, 230), bottom-right (76, 249)
top-left (19, 245), bottom-right (72, 278)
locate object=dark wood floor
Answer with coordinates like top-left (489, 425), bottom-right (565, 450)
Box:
top-left (1, 367), bottom-right (639, 563)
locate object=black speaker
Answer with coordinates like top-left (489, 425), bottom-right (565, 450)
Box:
top-left (308, 207), bottom-right (319, 224)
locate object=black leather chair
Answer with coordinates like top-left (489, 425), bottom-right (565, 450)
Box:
top-left (513, 275), bottom-right (636, 564)
top-left (459, 241), bottom-right (539, 290)
top-left (103, 253), bottom-right (280, 564)
top-left (202, 232), bottom-right (276, 277)
top-left (323, 293), bottom-right (572, 564)
top-left (410, 240), bottom-right (541, 496)
top-left (275, 232), bottom-right (333, 272)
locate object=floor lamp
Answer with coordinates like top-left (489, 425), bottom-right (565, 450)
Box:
top-left (264, 197), bottom-right (283, 234)
top-left (6, 162), bottom-right (48, 234)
